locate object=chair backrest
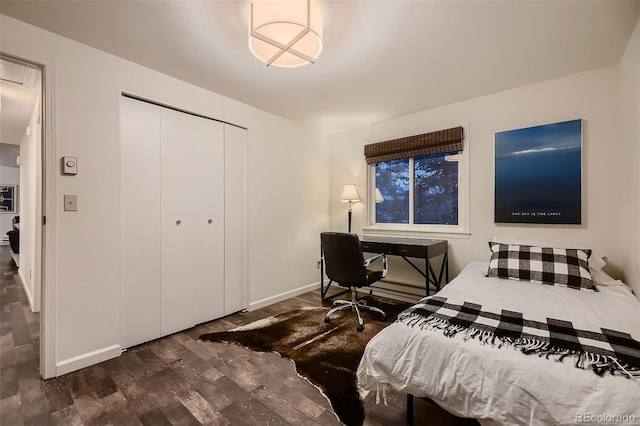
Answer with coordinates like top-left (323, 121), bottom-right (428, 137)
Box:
top-left (321, 232), bottom-right (367, 287)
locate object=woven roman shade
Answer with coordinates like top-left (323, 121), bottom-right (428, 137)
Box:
top-left (364, 126), bottom-right (464, 164)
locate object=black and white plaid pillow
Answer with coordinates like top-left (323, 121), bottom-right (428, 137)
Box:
top-left (487, 242), bottom-right (596, 291)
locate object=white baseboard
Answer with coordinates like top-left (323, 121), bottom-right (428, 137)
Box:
top-left (249, 281), bottom-right (320, 311)
top-left (17, 268), bottom-right (38, 312)
top-left (56, 344), bottom-right (122, 376)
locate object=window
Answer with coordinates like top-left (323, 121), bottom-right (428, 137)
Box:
top-left (364, 125), bottom-right (469, 236)
top-left (414, 153), bottom-right (458, 225)
top-left (373, 152), bottom-right (459, 225)
top-left (375, 158), bottom-right (409, 223)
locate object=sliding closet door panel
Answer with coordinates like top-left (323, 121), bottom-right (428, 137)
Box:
top-left (224, 125), bottom-right (247, 315)
top-left (188, 115), bottom-right (224, 326)
top-left (160, 108), bottom-right (200, 334)
top-left (120, 97), bottom-right (162, 348)
top-left (160, 108), bottom-right (225, 335)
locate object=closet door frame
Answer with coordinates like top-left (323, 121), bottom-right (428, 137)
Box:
top-left (224, 124), bottom-right (248, 315)
top-left (120, 94), bottom-right (247, 348)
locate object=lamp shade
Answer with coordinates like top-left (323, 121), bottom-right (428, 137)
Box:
top-left (374, 188), bottom-right (384, 203)
top-left (341, 184), bottom-right (360, 202)
top-left (249, 0), bottom-right (323, 68)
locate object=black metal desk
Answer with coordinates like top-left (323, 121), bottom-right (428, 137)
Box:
top-left (320, 236), bottom-right (448, 301)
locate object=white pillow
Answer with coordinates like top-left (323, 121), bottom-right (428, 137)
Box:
top-left (590, 267), bottom-right (621, 286)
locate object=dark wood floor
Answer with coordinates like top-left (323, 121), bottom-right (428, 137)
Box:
top-left (0, 245), bottom-right (475, 425)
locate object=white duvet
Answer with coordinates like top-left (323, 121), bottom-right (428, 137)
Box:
top-left (357, 261), bottom-right (640, 426)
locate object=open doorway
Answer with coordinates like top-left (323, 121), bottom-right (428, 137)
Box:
top-left (0, 54), bottom-right (44, 374)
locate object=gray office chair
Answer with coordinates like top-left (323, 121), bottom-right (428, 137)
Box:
top-left (320, 232), bottom-right (387, 332)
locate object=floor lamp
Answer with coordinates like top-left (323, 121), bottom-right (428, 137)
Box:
top-left (341, 184), bottom-right (360, 233)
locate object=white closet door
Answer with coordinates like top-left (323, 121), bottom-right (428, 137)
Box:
top-left (121, 97), bottom-right (162, 348)
top-left (160, 108), bottom-right (225, 335)
top-left (224, 125), bottom-right (247, 315)
top-left (190, 117), bottom-right (225, 326)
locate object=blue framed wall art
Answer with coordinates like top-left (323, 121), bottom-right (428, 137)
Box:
top-left (494, 119), bottom-right (582, 224)
top-left (0, 185), bottom-right (17, 214)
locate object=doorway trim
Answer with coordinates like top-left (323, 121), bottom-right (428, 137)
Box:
top-left (0, 52), bottom-right (56, 379)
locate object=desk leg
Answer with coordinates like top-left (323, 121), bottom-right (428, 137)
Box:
top-left (445, 252), bottom-right (449, 284)
top-left (426, 259), bottom-right (441, 296)
top-left (407, 394), bottom-right (414, 426)
top-left (320, 244), bottom-right (324, 300)
top-left (320, 245), bottom-right (333, 301)
top-left (401, 256), bottom-right (431, 297)
top-left (435, 252), bottom-right (449, 289)
top-left (426, 260), bottom-right (430, 297)
top-left (320, 248), bottom-right (346, 301)
top-left (320, 260), bottom-right (336, 300)
top-left (428, 253), bottom-right (450, 296)
top-left (399, 253), bottom-right (448, 297)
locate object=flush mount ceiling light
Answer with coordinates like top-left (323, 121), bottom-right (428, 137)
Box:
top-left (249, 0), bottom-right (323, 68)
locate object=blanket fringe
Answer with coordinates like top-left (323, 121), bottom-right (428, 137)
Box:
top-left (396, 312), bottom-right (640, 381)
top-left (375, 383), bottom-right (389, 406)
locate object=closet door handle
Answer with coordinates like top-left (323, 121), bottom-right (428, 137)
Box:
top-left (208, 219), bottom-right (213, 224)
top-left (176, 220), bottom-right (182, 226)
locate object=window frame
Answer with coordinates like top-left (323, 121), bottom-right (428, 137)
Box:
top-left (363, 125), bottom-right (470, 239)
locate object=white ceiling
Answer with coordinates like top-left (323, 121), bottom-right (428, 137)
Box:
top-left (1, 1), bottom-right (639, 134)
top-left (0, 61), bottom-right (40, 146)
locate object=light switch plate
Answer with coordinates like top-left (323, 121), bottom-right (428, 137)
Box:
top-left (64, 195), bottom-right (78, 211)
top-left (62, 156), bottom-right (78, 175)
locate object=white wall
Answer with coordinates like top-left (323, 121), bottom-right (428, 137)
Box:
top-left (618, 16), bottom-right (640, 297)
top-left (18, 93), bottom-right (42, 311)
top-left (330, 65), bottom-right (634, 295)
top-left (1, 14), bottom-right (329, 376)
top-left (248, 122), bottom-right (330, 307)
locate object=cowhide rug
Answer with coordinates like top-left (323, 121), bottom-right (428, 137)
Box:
top-left (199, 296), bottom-right (410, 425)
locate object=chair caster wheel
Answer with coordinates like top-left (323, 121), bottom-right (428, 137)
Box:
top-left (357, 325), bottom-right (364, 332)
top-left (381, 315), bottom-right (387, 322)
top-left (324, 317), bottom-right (330, 323)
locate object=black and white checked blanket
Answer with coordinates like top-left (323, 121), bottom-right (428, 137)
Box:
top-left (396, 296), bottom-right (640, 380)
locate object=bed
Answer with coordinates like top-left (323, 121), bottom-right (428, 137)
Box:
top-left (357, 240), bottom-right (640, 426)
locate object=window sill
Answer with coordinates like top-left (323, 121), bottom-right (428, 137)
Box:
top-left (362, 225), bottom-right (471, 240)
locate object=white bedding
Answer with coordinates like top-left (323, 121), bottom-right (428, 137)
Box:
top-left (357, 261), bottom-right (640, 426)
